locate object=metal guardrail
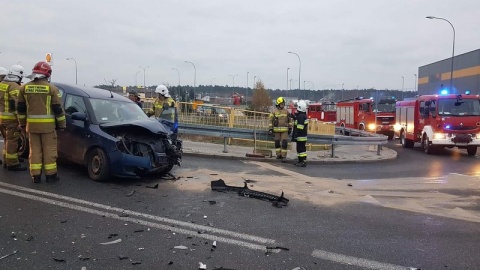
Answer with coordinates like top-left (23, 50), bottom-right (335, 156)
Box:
top-left (179, 123), bottom-right (388, 157)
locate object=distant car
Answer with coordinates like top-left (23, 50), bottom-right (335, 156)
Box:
top-left (19, 83), bottom-right (182, 181)
top-left (196, 105), bottom-right (229, 123)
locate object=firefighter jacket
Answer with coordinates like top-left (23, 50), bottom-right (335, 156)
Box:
top-left (17, 79), bottom-right (66, 133)
top-left (0, 81), bottom-right (21, 125)
top-left (149, 97), bottom-right (175, 117)
top-left (269, 107), bottom-right (292, 133)
top-left (292, 112), bottom-right (308, 142)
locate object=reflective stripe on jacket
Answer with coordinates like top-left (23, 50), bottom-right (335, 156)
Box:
top-left (293, 112), bottom-right (308, 141)
top-left (18, 79), bottom-right (66, 133)
top-left (268, 108), bottom-right (291, 133)
top-left (0, 81), bottom-right (21, 125)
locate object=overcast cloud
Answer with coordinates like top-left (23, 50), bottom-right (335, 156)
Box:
top-left (2, 0), bottom-right (479, 91)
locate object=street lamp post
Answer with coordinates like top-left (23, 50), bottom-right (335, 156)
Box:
top-left (184, 61), bottom-right (196, 87)
top-left (171, 68), bottom-right (180, 86)
top-left (139, 65), bottom-right (149, 90)
top-left (135, 70), bottom-right (140, 87)
top-left (246, 72), bottom-right (249, 105)
top-left (229, 74), bottom-right (238, 87)
top-left (184, 61), bottom-right (196, 99)
top-left (341, 83), bottom-right (344, 100)
top-left (401, 76), bottom-right (405, 100)
top-left (426, 16), bottom-right (455, 91)
top-left (66, 58), bottom-right (77, 84)
top-left (286, 67), bottom-right (290, 92)
top-left (288, 51), bottom-right (301, 94)
top-left (414, 74), bottom-right (418, 92)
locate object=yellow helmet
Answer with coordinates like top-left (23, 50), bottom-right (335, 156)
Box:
top-left (276, 97), bottom-right (286, 106)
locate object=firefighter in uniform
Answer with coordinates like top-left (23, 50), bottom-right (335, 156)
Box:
top-left (292, 100), bottom-right (308, 167)
top-left (268, 97), bottom-right (292, 162)
top-left (147, 85), bottom-right (175, 117)
top-left (17, 61), bottom-right (66, 183)
top-left (0, 65), bottom-right (27, 171)
top-left (0, 67), bottom-right (7, 166)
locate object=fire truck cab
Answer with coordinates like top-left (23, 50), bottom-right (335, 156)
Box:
top-left (396, 94), bottom-right (480, 155)
top-left (308, 102), bottom-right (336, 122)
top-left (336, 97), bottom-right (396, 139)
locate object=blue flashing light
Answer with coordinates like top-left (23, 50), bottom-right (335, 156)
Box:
top-left (440, 89), bottom-right (449, 95)
top-left (445, 125), bottom-right (451, 129)
top-left (465, 90), bottom-right (471, 95)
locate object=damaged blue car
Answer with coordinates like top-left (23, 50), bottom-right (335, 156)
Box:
top-left (19, 83), bottom-right (182, 181)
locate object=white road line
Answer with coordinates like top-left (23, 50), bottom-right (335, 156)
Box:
top-left (0, 187), bottom-right (268, 251)
top-left (311, 249), bottom-right (412, 270)
top-left (0, 182), bottom-right (275, 245)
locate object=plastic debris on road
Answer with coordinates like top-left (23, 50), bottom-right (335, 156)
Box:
top-left (199, 262), bottom-right (207, 269)
top-left (100, 238), bottom-right (122, 245)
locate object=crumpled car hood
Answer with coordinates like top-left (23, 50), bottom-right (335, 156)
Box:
top-left (100, 119), bottom-right (169, 135)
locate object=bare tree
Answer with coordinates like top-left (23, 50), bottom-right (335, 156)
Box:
top-left (251, 80), bottom-right (271, 112)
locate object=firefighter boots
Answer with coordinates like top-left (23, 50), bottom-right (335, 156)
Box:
top-left (46, 173), bottom-right (60, 183)
top-left (32, 175), bottom-right (41, 183)
top-left (7, 163), bottom-right (27, 171)
top-left (294, 161), bottom-right (307, 167)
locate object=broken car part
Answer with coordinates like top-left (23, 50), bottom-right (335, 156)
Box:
top-left (211, 179), bottom-right (289, 207)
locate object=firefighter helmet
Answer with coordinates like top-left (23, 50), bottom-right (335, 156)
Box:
top-left (8, 65), bottom-right (24, 78)
top-left (32, 61), bottom-right (52, 77)
top-left (0, 67), bottom-right (7, 76)
top-left (155, 84), bottom-right (171, 97)
top-left (276, 97), bottom-right (286, 106)
top-left (297, 100), bottom-right (307, 112)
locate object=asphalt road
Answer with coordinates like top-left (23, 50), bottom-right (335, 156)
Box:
top-left (1, 140), bottom-right (479, 270)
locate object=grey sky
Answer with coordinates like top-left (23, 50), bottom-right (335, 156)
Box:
top-left (2, 0), bottom-right (478, 91)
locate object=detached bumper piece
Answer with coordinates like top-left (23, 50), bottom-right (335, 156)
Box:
top-left (211, 179), bottom-right (289, 207)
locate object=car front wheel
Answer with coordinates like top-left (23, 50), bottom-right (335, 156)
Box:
top-left (87, 147), bottom-right (110, 181)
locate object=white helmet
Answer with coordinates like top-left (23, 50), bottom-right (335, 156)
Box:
top-left (8, 65), bottom-right (24, 78)
top-left (0, 67), bottom-right (7, 76)
top-left (297, 100), bottom-right (307, 112)
top-left (3, 65), bottom-right (24, 82)
top-left (155, 84), bottom-right (170, 97)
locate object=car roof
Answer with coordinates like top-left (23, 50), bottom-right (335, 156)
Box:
top-left (54, 83), bottom-right (130, 102)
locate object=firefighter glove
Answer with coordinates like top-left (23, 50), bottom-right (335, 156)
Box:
top-left (268, 129), bottom-right (273, 135)
top-left (163, 103), bottom-right (170, 110)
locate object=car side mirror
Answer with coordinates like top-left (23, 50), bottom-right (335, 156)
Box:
top-left (71, 112), bottom-right (87, 121)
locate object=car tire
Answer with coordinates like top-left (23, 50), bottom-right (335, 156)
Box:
top-left (467, 146), bottom-right (478, 156)
top-left (87, 147), bottom-right (110, 181)
top-left (17, 131), bottom-right (29, 158)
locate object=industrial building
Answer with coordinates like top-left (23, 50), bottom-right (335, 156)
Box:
top-left (418, 48), bottom-right (480, 95)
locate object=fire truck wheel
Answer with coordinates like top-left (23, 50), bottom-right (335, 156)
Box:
top-left (400, 131), bottom-right (414, 148)
top-left (466, 146), bottom-right (478, 156)
top-left (423, 135), bottom-right (435, 154)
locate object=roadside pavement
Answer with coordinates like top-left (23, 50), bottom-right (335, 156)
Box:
top-left (182, 140), bottom-right (397, 163)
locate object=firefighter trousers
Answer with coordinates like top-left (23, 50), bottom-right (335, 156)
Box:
top-left (2, 123), bottom-right (21, 167)
top-left (296, 141), bottom-right (307, 162)
top-left (28, 131), bottom-right (58, 177)
top-left (274, 132), bottom-right (289, 158)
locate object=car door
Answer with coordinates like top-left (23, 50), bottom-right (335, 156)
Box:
top-left (58, 94), bottom-right (89, 164)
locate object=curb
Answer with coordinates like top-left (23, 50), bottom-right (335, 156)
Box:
top-left (182, 148), bottom-right (397, 164)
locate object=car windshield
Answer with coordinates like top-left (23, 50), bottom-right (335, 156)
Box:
top-left (437, 98), bottom-right (480, 116)
top-left (89, 98), bottom-right (148, 123)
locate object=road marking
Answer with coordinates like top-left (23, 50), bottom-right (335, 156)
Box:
top-left (0, 182), bottom-right (275, 245)
top-left (311, 249), bottom-right (412, 270)
top-left (0, 187), bottom-right (269, 251)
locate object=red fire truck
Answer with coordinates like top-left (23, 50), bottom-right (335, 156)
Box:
top-left (396, 93), bottom-right (480, 155)
top-left (307, 102), bottom-right (336, 122)
top-left (336, 97), bottom-right (396, 139)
